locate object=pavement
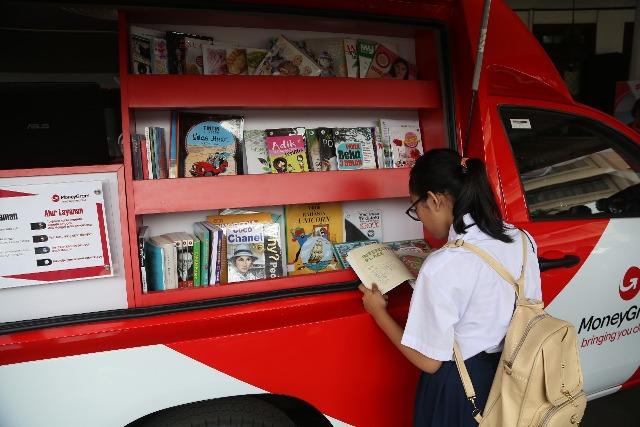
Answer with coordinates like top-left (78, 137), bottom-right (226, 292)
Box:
top-left (581, 386), bottom-right (640, 426)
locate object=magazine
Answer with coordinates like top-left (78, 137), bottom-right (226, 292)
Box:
top-left (254, 35), bottom-right (322, 77)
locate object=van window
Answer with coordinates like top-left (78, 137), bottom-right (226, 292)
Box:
top-left (499, 106), bottom-right (640, 219)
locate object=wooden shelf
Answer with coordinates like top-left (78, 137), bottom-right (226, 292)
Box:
top-left (139, 269), bottom-right (358, 307)
top-left (126, 75), bottom-right (440, 110)
top-left (132, 168), bottom-right (410, 214)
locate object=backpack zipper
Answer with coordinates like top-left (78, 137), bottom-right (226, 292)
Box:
top-left (538, 392), bottom-right (585, 426)
top-left (505, 313), bottom-right (549, 369)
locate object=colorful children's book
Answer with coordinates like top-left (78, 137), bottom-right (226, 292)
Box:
top-left (246, 48), bottom-right (268, 75)
top-left (242, 130), bottom-right (270, 174)
top-left (303, 37), bottom-right (347, 77)
top-left (333, 240), bottom-right (379, 269)
top-left (379, 119), bottom-right (424, 168)
top-left (255, 35), bottom-right (322, 77)
top-left (202, 44), bottom-right (228, 75)
top-left (166, 31), bottom-right (213, 74)
top-left (366, 44), bottom-right (417, 80)
top-left (285, 202), bottom-right (343, 275)
top-left (333, 127), bottom-right (377, 170)
top-left (177, 112), bottom-right (243, 178)
top-left (225, 223), bottom-right (267, 283)
top-left (343, 207), bottom-right (383, 242)
top-left (305, 128), bottom-right (322, 172)
top-left (265, 127), bottom-right (309, 173)
top-left (343, 39), bottom-right (359, 78)
top-left (226, 47), bottom-right (248, 75)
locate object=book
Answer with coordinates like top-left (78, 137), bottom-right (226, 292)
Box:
top-left (168, 112), bottom-right (178, 178)
top-left (346, 242), bottom-right (414, 294)
top-left (150, 37), bottom-right (169, 74)
top-left (357, 39), bottom-right (377, 78)
top-left (137, 225), bottom-right (149, 292)
top-left (202, 44), bottom-right (228, 75)
top-left (144, 239), bottom-right (166, 291)
top-left (317, 127), bottom-right (338, 171)
top-left (140, 134), bottom-right (150, 179)
top-left (165, 232), bottom-right (195, 288)
top-left (166, 31), bottom-right (213, 74)
top-left (303, 37), bottom-right (347, 77)
top-left (265, 127), bottom-right (309, 173)
top-left (131, 134), bottom-right (144, 180)
top-left (193, 222), bottom-right (210, 286)
top-left (343, 207), bottom-right (383, 242)
top-left (380, 119), bottom-right (424, 168)
top-left (131, 33), bottom-right (152, 74)
top-left (263, 221), bottom-right (285, 280)
top-left (242, 130), bottom-right (271, 174)
top-left (149, 235), bottom-right (178, 289)
top-left (201, 221), bottom-right (224, 285)
top-left (333, 127), bottom-right (377, 170)
top-left (285, 202), bottom-right (343, 275)
top-left (384, 239), bottom-right (431, 278)
top-left (192, 234), bottom-right (201, 286)
top-left (366, 44), bottom-right (417, 80)
top-left (333, 240), bottom-right (379, 269)
top-left (246, 48), bottom-right (268, 75)
top-left (343, 39), bottom-right (359, 78)
top-left (225, 223), bottom-right (267, 283)
top-left (226, 46), bottom-right (248, 75)
top-left (305, 128), bottom-right (321, 172)
top-left (255, 35), bottom-right (322, 77)
top-left (177, 112), bottom-right (244, 178)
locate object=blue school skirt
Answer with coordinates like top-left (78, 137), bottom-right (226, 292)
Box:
top-left (413, 351), bottom-right (500, 427)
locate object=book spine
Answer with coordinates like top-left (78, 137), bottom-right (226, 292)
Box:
top-left (131, 135), bottom-right (143, 180)
top-left (137, 226), bottom-right (148, 293)
top-left (183, 236), bottom-right (194, 287)
top-left (193, 223), bottom-right (209, 286)
top-left (192, 235), bottom-right (201, 287)
top-left (144, 126), bottom-right (156, 179)
top-left (145, 242), bottom-right (165, 291)
top-left (169, 111), bottom-right (178, 178)
top-left (154, 127), bottom-right (168, 179)
top-left (263, 223), bottom-right (284, 279)
top-left (140, 136), bottom-right (150, 179)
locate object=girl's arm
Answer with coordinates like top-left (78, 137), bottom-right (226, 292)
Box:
top-left (359, 284), bottom-right (443, 374)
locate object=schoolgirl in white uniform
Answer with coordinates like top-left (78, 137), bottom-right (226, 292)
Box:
top-left (359, 148), bottom-right (542, 426)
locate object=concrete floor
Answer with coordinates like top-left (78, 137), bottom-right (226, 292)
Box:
top-left (581, 386), bottom-right (640, 427)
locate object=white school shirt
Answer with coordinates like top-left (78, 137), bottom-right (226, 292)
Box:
top-left (401, 214), bottom-right (542, 361)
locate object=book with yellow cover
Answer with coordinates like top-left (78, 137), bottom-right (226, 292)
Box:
top-left (285, 202), bottom-right (343, 275)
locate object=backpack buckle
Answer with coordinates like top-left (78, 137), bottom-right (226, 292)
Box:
top-left (468, 396), bottom-right (480, 417)
top-left (453, 239), bottom-right (464, 247)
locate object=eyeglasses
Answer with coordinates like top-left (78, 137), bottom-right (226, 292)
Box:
top-left (405, 196), bottom-right (426, 221)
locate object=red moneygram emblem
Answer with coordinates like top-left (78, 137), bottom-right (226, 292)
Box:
top-left (620, 267), bottom-right (640, 301)
top-left (51, 194), bottom-right (60, 202)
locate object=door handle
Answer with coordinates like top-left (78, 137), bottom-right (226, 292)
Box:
top-left (538, 255), bottom-right (580, 272)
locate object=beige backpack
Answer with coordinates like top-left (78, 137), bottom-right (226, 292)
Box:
top-left (444, 231), bottom-right (587, 426)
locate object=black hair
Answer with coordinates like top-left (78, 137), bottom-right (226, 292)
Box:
top-left (388, 58), bottom-right (409, 80)
top-left (409, 148), bottom-right (512, 243)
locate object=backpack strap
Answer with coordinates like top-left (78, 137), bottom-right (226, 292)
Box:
top-left (444, 230), bottom-right (529, 424)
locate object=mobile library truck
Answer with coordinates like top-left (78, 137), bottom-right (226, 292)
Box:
top-left (1, 0), bottom-right (640, 426)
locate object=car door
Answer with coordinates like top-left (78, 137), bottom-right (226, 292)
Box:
top-left (485, 101), bottom-right (640, 397)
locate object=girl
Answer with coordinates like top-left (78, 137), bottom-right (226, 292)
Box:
top-left (359, 148), bottom-right (542, 426)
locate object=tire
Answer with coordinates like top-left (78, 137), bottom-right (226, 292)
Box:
top-left (135, 396), bottom-right (297, 427)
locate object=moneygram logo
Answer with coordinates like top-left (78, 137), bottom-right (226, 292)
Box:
top-left (51, 194), bottom-right (60, 202)
top-left (620, 266), bottom-right (640, 301)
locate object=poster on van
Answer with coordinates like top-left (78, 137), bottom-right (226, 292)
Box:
top-left (0, 180), bottom-right (112, 289)
top-left (614, 80), bottom-right (640, 133)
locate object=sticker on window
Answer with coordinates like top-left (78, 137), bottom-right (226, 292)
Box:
top-left (510, 118), bottom-right (531, 129)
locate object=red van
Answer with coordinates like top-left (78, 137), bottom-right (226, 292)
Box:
top-left (0, 0), bottom-right (639, 426)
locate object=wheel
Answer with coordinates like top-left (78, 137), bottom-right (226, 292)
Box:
top-left (134, 396), bottom-right (297, 427)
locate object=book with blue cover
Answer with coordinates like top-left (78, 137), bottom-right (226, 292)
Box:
top-left (144, 239), bottom-right (165, 291)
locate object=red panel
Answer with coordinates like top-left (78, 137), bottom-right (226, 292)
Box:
top-left (139, 270), bottom-right (357, 307)
top-left (0, 164), bottom-right (122, 178)
top-left (132, 168), bottom-right (411, 214)
top-left (126, 75), bottom-right (440, 110)
top-left (621, 366), bottom-right (640, 390)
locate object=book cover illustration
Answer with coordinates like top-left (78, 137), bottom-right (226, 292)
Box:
top-left (178, 113), bottom-right (244, 178)
top-left (333, 127), bottom-right (377, 170)
top-left (255, 35), bottom-right (322, 77)
top-left (346, 242), bottom-right (413, 294)
top-left (202, 44), bottom-right (228, 75)
top-left (344, 208), bottom-right (383, 242)
top-left (151, 37), bottom-right (169, 74)
top-left (246, 48), bottom-right (268, 75)
top-left (317, 127), bottom-right (338, 171)
top-left (285, 202), bottom-right (343, 275)
top-left (226, 223), bottom-right (266, 283)
top-left (303, 37), bottom-right (347, 77)
top-left (357, 39), bottom-right (377, 78)
top-left (380, 120), bottom-right (424, 168)
top-left (166, 31), bottom-right (213, 74)
top-left (226, 47), bottom-right (248, 75)
top-left (242, 130), bottom-right (270, 174)
top-left (343, 39), bottom-right (359, 78)
top-left (366, 44), bottom-right (418, 80)
top-left (384, 239), bottom-right (432, 278)
top-left (305, 128), bottom-right (322, 172)
top-left (333, 239), bottom-right (379, 269)
top-left (131, 33), bottom-right (152, 74)
top-left (265, 127), bottom-right (309, 173)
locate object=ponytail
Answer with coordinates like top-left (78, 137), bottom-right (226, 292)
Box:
top-left (409, 148), bottom-right (512, 243)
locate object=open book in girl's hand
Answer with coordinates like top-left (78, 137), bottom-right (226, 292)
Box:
top-left (346, 242), bottom-right (416, 294)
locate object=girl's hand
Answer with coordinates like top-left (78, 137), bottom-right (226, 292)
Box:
top-left (358, 283), bottom-right (389, 318)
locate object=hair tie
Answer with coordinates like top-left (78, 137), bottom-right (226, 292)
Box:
top-left (460, 157), bottom-right (469, 173)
